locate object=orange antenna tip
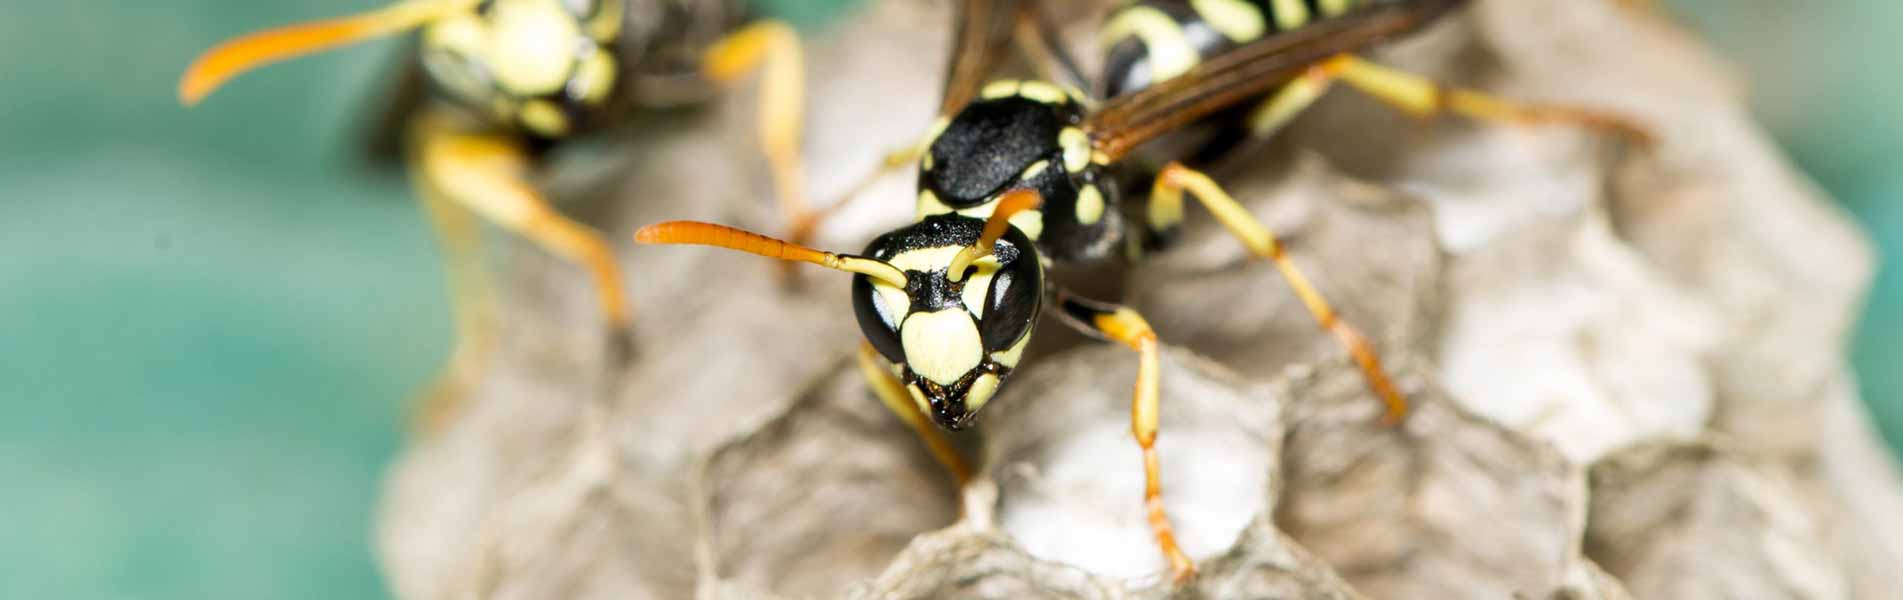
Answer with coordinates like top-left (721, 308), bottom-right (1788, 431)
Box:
top-left (176, 0), bottom-right (457, 106)
top-left (634, 220), bottom-right (907, 287)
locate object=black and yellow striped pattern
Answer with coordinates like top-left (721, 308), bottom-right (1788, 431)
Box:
top-left (1100, 0), bottom-right (1364, 97)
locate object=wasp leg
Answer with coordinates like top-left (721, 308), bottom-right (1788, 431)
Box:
top-left (1247, 54), bottom-right (1652, 145)
top-left (1052, 291), bottom-right (1196, 583)
top-left (413, 113), bottom-right (632, 333)
top-left (703, 22), bottom-right (823, 242)
top-left (857, 342), bottom-right (973, 484)
top-left (1244, 66), bottom-right (1339, 140)
top-left (407, 186), bottom-right (497, 435)
top-left (1150, 162), bottom-right (1408, 424)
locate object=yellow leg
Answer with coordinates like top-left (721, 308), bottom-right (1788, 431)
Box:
top-left (1053, 292), bottom-right (1195, 583)
top-left (412, 113), bottom-right (631, 331)
top-left (857, 343), bottom-right (972, 484)
top-left (1245, 65), bottom-right (1338, 139)
top-left (407, 186), bottom-right (496, 435)
top-left (1152, 163), bottom-right (1407, 425)
top-left (703, 21), bottom-right (820, 241)
top-left (1249, 54), bottom-right (1653, 145)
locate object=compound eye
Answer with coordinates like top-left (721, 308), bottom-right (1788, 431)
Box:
top-left (852, 273), bottom-right (907, 364)
top-left (978, 234), bottom-right (1042, 352)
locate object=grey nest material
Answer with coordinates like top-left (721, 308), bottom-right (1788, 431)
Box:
top-left (375, 1), bottom-right (1901, 598)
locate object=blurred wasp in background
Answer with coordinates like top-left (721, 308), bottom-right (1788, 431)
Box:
top-left (181, 0), bottom-right (821, 433)
top-left (642, 0), bottom-right (1648, 581)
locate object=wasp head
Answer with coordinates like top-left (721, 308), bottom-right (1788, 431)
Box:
top-left (852, 215), bottom-right (1043, 431)
top-left (418, 0), bottom-right (629, 137)
top-left (181, 0), bottom-right (629, 139)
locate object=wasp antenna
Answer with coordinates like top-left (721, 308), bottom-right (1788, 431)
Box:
top-left (947, 188), bottom-right (1041, 282)
top-left (179, 0), bottom-right (470, 105)
top-left (635, 221), bottom-right (908, 287)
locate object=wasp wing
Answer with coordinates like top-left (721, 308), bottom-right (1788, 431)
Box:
top-left (1083, 0), bottom-right (1462, 161)
top-left (940, 0), bottom-right (1031, 115)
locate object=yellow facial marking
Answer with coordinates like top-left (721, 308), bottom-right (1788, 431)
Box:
top-left (520, 99), bottom-right (570, 136)
top-left (990, 331), bottom-right (1031, 368)
top-left (570, 50), bottom-right (617, 104)
top-left (1060, 127), bottom-right (1090, 172)
top-left (958, 254), bottom-right (1003, 318)
top-left (887, 245), bottom-right (965, 273)
top-left (488, 0), bottom-right (582, 96)
top-left (1076, 185), bottom-right (1105, 225)
top-left (901, 310), bottom-right (984, 386)
top-left (917, 189), bottom-right (953, 217)
top-left (1102, 7), bottom-right (1196, 83)
top-left (1017, 81), bottom-right (1066, 104)
top-left (966, 374), bottom-right (1001, 413)
top-left (1270, 0), bottom-right (1313, 30)
top-left (981, 80), bottom-right (1022, 100)
top-left (870, 277), bottom-right (911, 331)
top-left (1193, 0), bottom-right (1266, 42)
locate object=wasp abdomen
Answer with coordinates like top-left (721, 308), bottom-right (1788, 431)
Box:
top-left (1101, 0), bottom-right (1367, 98)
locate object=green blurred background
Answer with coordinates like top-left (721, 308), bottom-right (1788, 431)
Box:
top-left (1, 1), bottom-right (1894, 598)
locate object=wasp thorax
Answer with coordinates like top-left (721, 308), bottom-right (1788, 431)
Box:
top-left (420, 0), bottom-right (626, 138)
top-left (852, 215), bottom-right (1043, 430)
top-left (916, 81), bottom-right (1124, 263)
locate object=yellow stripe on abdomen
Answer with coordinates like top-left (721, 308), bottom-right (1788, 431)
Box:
top-left (1191, 0), bottom-right (1265, 43)
top-left (1102, 6), bottom-right (1199, 84)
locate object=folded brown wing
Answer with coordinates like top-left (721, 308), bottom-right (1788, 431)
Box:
top-left (1084, 0), bottom-right (1464, 162)
top-left (940, 0), bottom-right (1032, 116)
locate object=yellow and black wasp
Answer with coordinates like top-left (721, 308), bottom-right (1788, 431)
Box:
top-left (636, 0), bottom-right (1646, 580)
top-left (180, 0), bottom-right (821, 432)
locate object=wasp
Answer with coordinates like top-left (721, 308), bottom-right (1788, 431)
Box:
top-left (636, 0), bottom-right (1646, 580)
top-left (179, 0), bottom-right (824, 432)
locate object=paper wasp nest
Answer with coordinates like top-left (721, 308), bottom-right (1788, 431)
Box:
top-left (375, 0), bottom-right (1901, 598)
